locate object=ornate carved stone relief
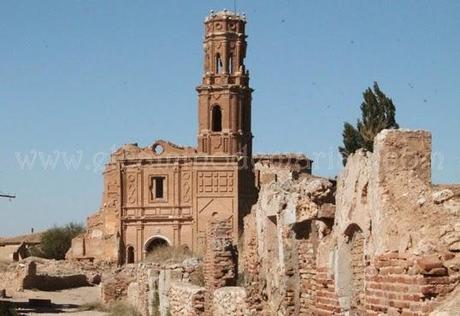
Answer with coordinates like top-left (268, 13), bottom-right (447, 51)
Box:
top-left (197, 171), bottom-right (234, 195)
top-left (181, 171), bottom-right (192, 204)
top-left (126, 173), bottom-right (138, 206)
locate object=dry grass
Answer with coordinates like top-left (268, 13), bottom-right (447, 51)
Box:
top-left (79, 301), bottom-right (141, 316)
top-left (108, 302), bottom-right (142, 316)
top-left (144, 245), bottom-right (193, 263)
top-left (0, 260), bottom-right (10, 272)
top-left (189, 264), bottom-right (205, 287)
top-left (79, 301), bottom-right (107, 312)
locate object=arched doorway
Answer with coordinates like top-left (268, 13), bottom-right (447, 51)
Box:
top-left (343, 224), bottom-right (366, 314)
top-left (211, 105), bottom-right (222, 132)
top-left (144, 236), bottom-right (170, 254)
top-left (126, 246), bottom-right (135, 264)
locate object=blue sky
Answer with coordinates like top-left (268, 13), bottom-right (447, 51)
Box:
top-left (1, 1), bottom-right (459, 236)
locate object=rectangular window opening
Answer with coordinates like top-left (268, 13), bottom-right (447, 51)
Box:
top-left (154, 177), bottom-right (165, 199)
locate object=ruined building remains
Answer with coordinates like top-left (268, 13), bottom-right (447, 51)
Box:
top-left (64, 10), bottom-right (460, 316)
top-left (67, 10), bottom-right (260, 264)
top-left (243, 129), bottom-right (460, 315)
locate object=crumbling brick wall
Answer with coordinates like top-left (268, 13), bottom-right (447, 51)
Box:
top-left (333, 130), bottom-right (460, 315)
top-left (242, 169), bottom-right (336, 315)
top-left (164, 219), bottom-right (242, 316)
top-left (241, 129), bottom-right (460, 316)
top-left (297, 238), bottom-right (316, 314)
top-left (242, 212), bottom-right (263, 315)
top-left (365, 252), bottom-right (459, 315)
top-left (313, 267), bottom-right (343, 315)
top-left (203, 219), bottom-right (238, 316)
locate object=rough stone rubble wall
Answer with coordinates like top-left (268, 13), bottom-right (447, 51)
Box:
top-left (168, 282), bottom-right (205, 316)
top-left (0, 258), bottom-right (103, 296)
top-left (163, 220), bottom-right (245, 316)
top-left (213, 287), bottom-right (247, 316)
top-left (100, 260), bottom-right (202, 316)
top-left (95, 219), bottom-right (244, 316)
top-left (243, 169), bottom-right (336, 315)
top-left (97, 243), bottom-right (242, 316)
top-left (242, 129), bottom-right (460, 315)
top-left (242, 211), bottom-right (263, 314)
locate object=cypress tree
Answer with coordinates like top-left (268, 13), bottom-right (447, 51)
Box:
top-left (339, 82), bottom-right (399, 165)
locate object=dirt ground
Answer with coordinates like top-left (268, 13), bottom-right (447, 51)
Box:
top-left (10, 286), bottom-right (107, 315)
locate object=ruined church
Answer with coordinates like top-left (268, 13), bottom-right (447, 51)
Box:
top-left (68, 10), bottom-right (264, 264)
top-left (4, 9), bottom-right (459, 316)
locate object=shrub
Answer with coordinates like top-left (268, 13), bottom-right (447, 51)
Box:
top-left (236, 272), bottom-right (246, 286)
top-left (37, 222), bottom-right (84, 260)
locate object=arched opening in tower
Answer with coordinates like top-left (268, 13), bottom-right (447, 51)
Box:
top-left (215, 53), bottom-right (223, 74)
top-left (228, 55), bottom-right (233, 74)
top-left (212, 105), bottom-right (222, 132)
top-left (145, 237), bottom-right (169, 254)
top-left (126, 246), bottom-right (135, 264)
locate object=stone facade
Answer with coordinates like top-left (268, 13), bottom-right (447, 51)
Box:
top-left (67, 10), bottom-right (257, 264)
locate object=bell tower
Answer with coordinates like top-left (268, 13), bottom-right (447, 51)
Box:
top-left (197, 10), bottom-right (253, 157)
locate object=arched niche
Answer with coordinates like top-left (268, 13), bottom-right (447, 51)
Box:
top-left (144, 235), bottom-right (171, 254)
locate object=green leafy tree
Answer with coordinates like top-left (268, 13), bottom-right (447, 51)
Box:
top-left (37, 222), bottom-right (84, 260)
top-left (339, 82), bottom-right (399, 165)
